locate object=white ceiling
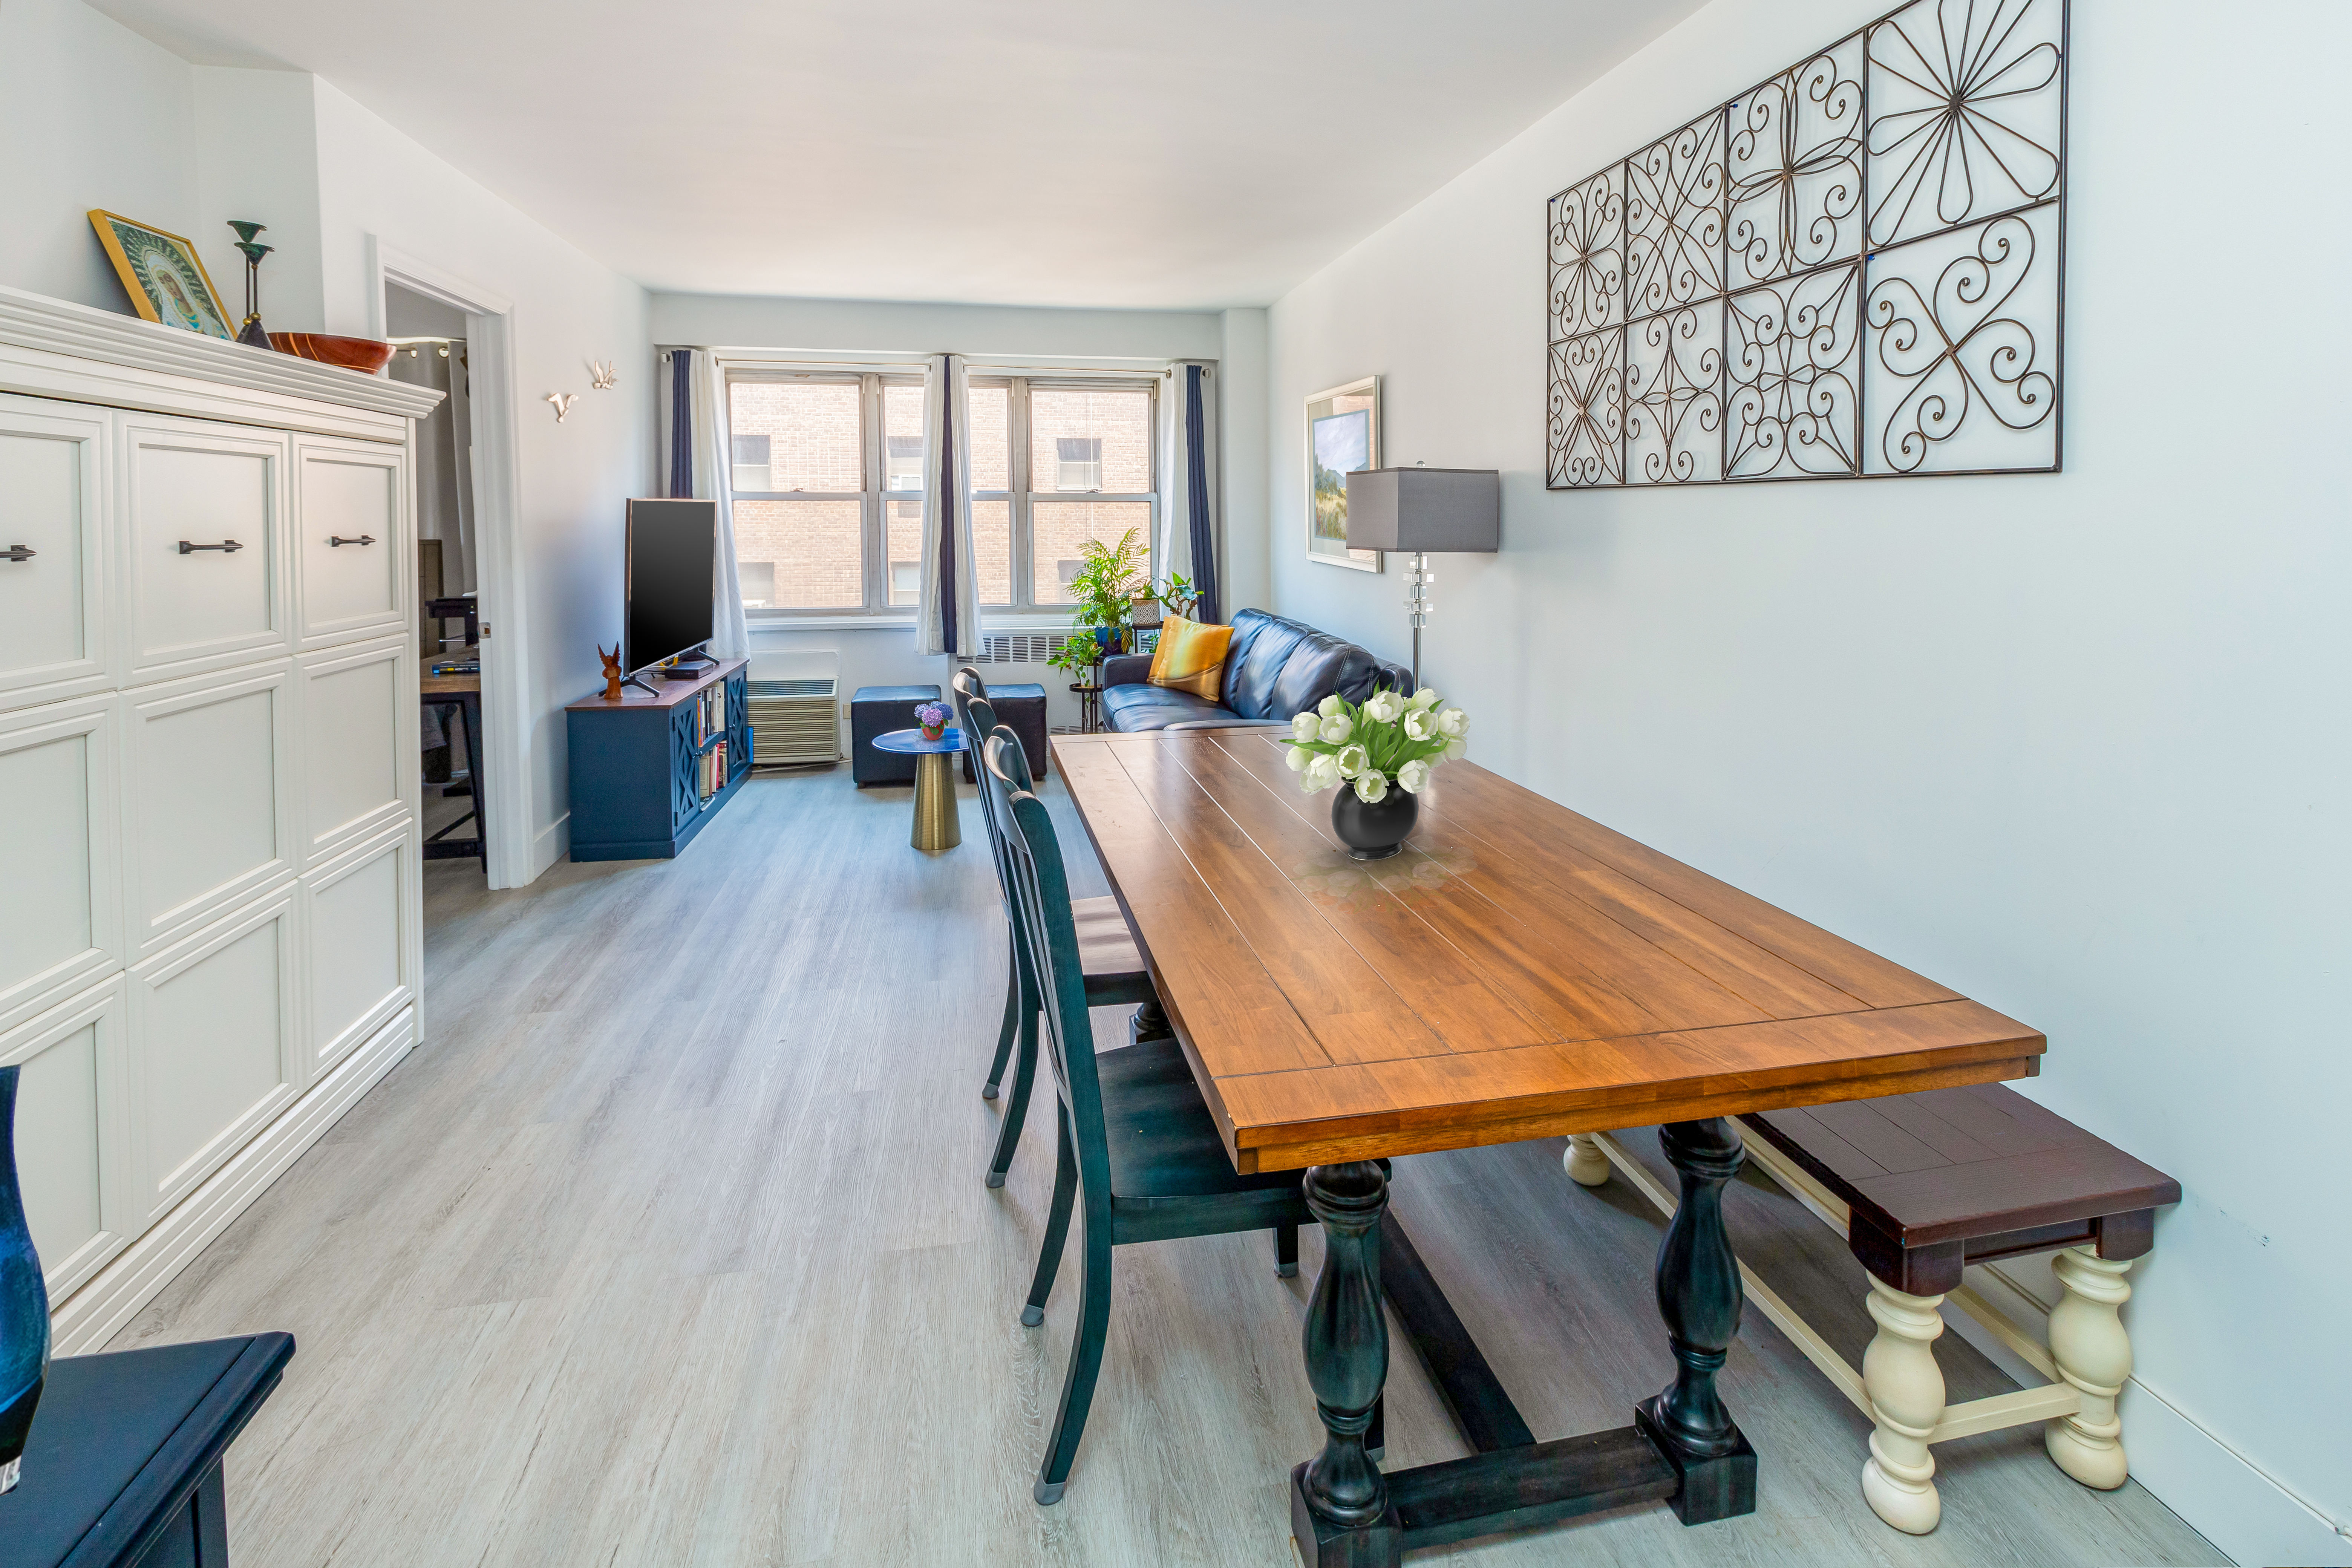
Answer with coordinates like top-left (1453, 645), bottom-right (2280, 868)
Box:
top-left (93, 0), bottom-right (1704, 311)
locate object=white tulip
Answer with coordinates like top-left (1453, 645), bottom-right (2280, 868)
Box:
top-left (1317, 693), bottom-right (1347, 718)
top-left (1335, 743), bottom-right (1370, 776)
top-left (1410, 688), bottom-right (1440, 710)
top-left (1353, 770), bottom-right (1390, 803)
top-left (1402, 707), bottom-right (1435, 741)
top-left (1434, 705), bottom-right (1469, 738)
top-left (1319, 713), bottom-right (1354, 744)
top-left (1285, 744), bottom-right (1310, 772)
top-left (1292, 712), bottom-right (1322, 742)
top-left (1364, 689), bottom-right (1405, 724)
top-left (1396, 759), bottom-right (1432, 794)
top-left (1444, 737), bottom-right (1468, 760)
top-left (1303, 752), bottom-right (1343, 792)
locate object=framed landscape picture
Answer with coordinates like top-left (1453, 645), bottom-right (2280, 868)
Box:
top-left (87, 210), bottom-right (236, 340)
top-left (1305, 375), bottom-right (1382, 571)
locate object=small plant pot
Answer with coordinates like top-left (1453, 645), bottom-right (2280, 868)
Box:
top-left (920, 724), bottom-right (945, 742)
top-left (1331, 786), bottom-right (1418, 861)
top-left (1093, 626), bottom-right (1122, 655)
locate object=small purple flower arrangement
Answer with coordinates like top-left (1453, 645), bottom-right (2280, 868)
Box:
top-left (914, 700), bottom-right (951, 740)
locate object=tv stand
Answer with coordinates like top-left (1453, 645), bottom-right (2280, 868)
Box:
top-left (623, 674), bottom-right (663, 697)
top-left (567, 658), bottom-right (750, 860)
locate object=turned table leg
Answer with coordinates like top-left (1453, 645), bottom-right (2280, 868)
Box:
top-left (1861, 1277), bottom-right (1948, 1533)
top-left (2046, 1247), bottom-right (2133, 1488)
top-left (1290, 1161), bottom-right (1401, 1568)
top-left (911, 750), bottom-right (960, 851)
top-left (1635, 1118), bottom-right (1758, 1524)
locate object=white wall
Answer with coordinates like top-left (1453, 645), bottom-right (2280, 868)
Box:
top-left (0, 0), bottom-right (198, 311)
top-left (652, 292), bottom-right (1269, 730)
top-left (1264, 2), bottom-right (2351, 1562)
top-left (191, 67), bottom-right (326, 337)
top-left (311, 81), bottom-right (651, 880)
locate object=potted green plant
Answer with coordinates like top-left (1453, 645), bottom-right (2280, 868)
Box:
top-left (1064, 527), bottom-right (1150, 656)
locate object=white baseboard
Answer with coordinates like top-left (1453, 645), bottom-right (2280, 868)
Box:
top-left (47, 1006), bottom-right (417, 1355)
top-left (524, 809), bottom-right (569, 887)
top-left (1943, 1262), bottom-right (2351, 1566)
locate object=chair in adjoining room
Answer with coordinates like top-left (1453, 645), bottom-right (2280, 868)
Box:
top-left (980, 728), bottom-right (1334, 1505)
top-left (951, 668), bottom-right (1173, 1189)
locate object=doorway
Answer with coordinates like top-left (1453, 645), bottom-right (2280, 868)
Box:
top-left (369, 242), bottom-right (531, 891)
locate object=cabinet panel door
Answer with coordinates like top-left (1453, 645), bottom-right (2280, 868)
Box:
top-left (303, 826), bottom-right (413, 1076)
top-left (0, 395), bottom-right (112, 713)
top-left (295, 440), bottom-right (406, 649)
top-left (297, 637), bottom-right (410, 865)
top-left (128, 888), bottom-right (297, 1220)
top-left (0, 695), bottom-right (119, 1035)
top-left (2, 978), bottom-right (133, 1298)
top-left (119, 414), bottom-right (290, 686)
top-left (121, 663), bottom-right (294, 960)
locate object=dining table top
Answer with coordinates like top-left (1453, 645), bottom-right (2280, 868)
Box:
top-left (1050, 726), bottom-right (2045, 1174)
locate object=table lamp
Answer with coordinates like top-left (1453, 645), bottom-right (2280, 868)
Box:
top-left (1343, 465), bottom-right (1501, 690)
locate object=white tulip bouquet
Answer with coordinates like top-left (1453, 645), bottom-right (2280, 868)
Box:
top-left (1284, 686), bottom-right (1469, 802)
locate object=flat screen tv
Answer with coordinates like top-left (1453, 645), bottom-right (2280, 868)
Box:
top-left (624, 498), bottom-right (715, 676)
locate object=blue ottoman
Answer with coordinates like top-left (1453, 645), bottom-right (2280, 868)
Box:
top-left (963, 680), bottom-right (1048, 781)
top-left (852, 684), bottom-right (943, 785)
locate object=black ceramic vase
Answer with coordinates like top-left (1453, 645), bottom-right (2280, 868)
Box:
top-left (0, 1064), bottom-right (49, 1493)
top-left (1331, 784), bottom-right (1418, 861)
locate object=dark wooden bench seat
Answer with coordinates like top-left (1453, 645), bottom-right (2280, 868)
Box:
top-left (1564, 1083), bottom-right (2180, 1537)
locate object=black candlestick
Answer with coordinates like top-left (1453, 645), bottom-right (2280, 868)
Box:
top-left (227, 220), bottom-right (273, 349)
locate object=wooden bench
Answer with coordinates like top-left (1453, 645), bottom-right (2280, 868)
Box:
top-left (1564, 1083), bottom-right (2179, 1536)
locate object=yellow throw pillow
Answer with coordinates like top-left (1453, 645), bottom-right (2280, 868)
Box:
top-left (1147, 615), bottom-right (1234, 701)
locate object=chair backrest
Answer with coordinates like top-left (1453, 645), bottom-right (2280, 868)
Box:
top-left (981, 729), bottom-right (1109, 1188)
top-left (951, 666), bottom-right (1019, 916)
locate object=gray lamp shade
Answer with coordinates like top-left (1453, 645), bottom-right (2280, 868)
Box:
top-left (1343, 467), bottom-right (1501, 553)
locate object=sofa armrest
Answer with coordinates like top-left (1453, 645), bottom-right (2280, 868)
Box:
top-left (1100, 653), bottom-right (1154, 688)
top-left (1164, 717), bottom-right (1291, 730)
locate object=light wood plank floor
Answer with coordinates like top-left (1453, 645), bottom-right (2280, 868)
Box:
top-left (111, 766), bottom-right (2225, 1566)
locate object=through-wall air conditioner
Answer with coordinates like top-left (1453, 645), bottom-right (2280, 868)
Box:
top-left (972, 633), bottom-right (1081, 667)
top-left (748, 677), bottom-right (841, 766)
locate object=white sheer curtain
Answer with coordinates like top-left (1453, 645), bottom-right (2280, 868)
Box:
top-left (917, 352), bottom-right (981, 657)
top-left (1157, 359), bottom-right (1220, 620)
top-left (686, 349), bottom-right (751, 660)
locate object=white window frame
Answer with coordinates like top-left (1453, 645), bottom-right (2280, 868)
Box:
top-left (723, 363), bottom-right (1158, 621)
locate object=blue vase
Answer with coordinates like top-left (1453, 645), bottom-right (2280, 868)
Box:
top-left (0, 1064), bottom-right (49, 1493)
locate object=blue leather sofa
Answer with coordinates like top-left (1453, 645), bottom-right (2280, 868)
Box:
top-left (1096, 609), bottom-right (1413, 733)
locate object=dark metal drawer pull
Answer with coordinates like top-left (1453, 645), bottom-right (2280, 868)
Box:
top-left (329, 534), bottom-right (376, 547)
top-left (1, 545), bottom-right (32, 563)
top-left (178, 539), bottom-right (243, 554)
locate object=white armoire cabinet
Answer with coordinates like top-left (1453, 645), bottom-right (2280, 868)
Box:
top-left (0, 284), bottom-right (440, 1352)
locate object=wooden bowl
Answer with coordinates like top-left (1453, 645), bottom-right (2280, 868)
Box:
top-left (272, 332), bottom-right (396, 375)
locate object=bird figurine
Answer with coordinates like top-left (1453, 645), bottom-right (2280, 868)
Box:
top-left (589, 360), bottom-right (618, 391)
top-left (546, 391), bottom-right (578, 423)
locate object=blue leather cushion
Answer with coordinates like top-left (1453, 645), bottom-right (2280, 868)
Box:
top-left (1101, 683), bottom-right (1234, 731)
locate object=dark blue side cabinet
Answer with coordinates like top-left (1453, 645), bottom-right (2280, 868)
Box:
top-left (567, 658), bottom-right (752, 861)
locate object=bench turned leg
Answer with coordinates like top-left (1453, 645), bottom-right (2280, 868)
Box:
top-left (1563, 1132), bottom-right (1611, 1187)
top-left (1861, 1278), bottom-right (1946, 1534)
top-left (2046, 1247), bottom-right (2133, 1489)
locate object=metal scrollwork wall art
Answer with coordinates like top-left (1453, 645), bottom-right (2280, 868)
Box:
top-left (1545, 0), bottom-right (2065, 488)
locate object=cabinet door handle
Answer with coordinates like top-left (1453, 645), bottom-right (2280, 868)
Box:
top-left (1, 545), bottom-right (32, 563)
top-left (329, 534), bottom-right (376, 547)
top-left (178, 539), bottom-right (243, 553)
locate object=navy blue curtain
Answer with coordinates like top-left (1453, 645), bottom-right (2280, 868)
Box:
top-left (1185, 364), bottom-right (1219, 623)
top-left (667, 348), bottom-right (694, 498)
top-left (934, 355), bottom-right (962, 653)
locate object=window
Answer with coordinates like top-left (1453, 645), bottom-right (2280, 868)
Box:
top-left (724, 368), bottom-right (1157, 616)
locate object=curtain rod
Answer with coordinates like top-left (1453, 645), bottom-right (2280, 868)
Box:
top-left (667, 346), bottom-right (1195, 377)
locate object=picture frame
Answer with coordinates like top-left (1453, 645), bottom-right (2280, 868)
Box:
top-left (87, 210), bottom-right (236, 340)
top-left (1305, 375), bottom-right (1383, 572)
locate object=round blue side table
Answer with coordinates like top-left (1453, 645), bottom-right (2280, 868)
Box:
top-left (871, 727), bottom-right (968, 850)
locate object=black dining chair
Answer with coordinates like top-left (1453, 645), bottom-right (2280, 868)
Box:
top-left (951, 668), bottom-right (1170, 1190)
top-left (980, 727), bottom-right (1325, 1505)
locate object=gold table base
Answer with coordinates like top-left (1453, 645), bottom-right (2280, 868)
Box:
top-left (911, 750), bottom-right (962, 851)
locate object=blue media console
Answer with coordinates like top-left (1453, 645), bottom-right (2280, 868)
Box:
top-left (566, 657), bottom-right (752, 861)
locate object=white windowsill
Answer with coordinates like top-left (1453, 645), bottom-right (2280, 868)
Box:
top-left (746, 612), bottom-right (1083, 635)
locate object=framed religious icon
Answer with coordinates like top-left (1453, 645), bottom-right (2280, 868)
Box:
top-left (87, 210), bottom-right (236, 340)
top-left (1304, 375), bottom-right (1383, 571)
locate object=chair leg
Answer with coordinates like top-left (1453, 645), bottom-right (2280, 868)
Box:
top-left (1274, 1221), bottom-right (1299, 1278)
top-left (982, 929), bottom-right (1019, 1100)
top-left (986, 975), bottom-right (1040, 1189)
top-left (1035, 1178), bottom-right (1113, 1504)
top-left (1021, 1106), bottom-right (1078, 1328)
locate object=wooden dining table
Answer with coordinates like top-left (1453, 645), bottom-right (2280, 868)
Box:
top-left (1050, 725), bottom-right (2046, 1566)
